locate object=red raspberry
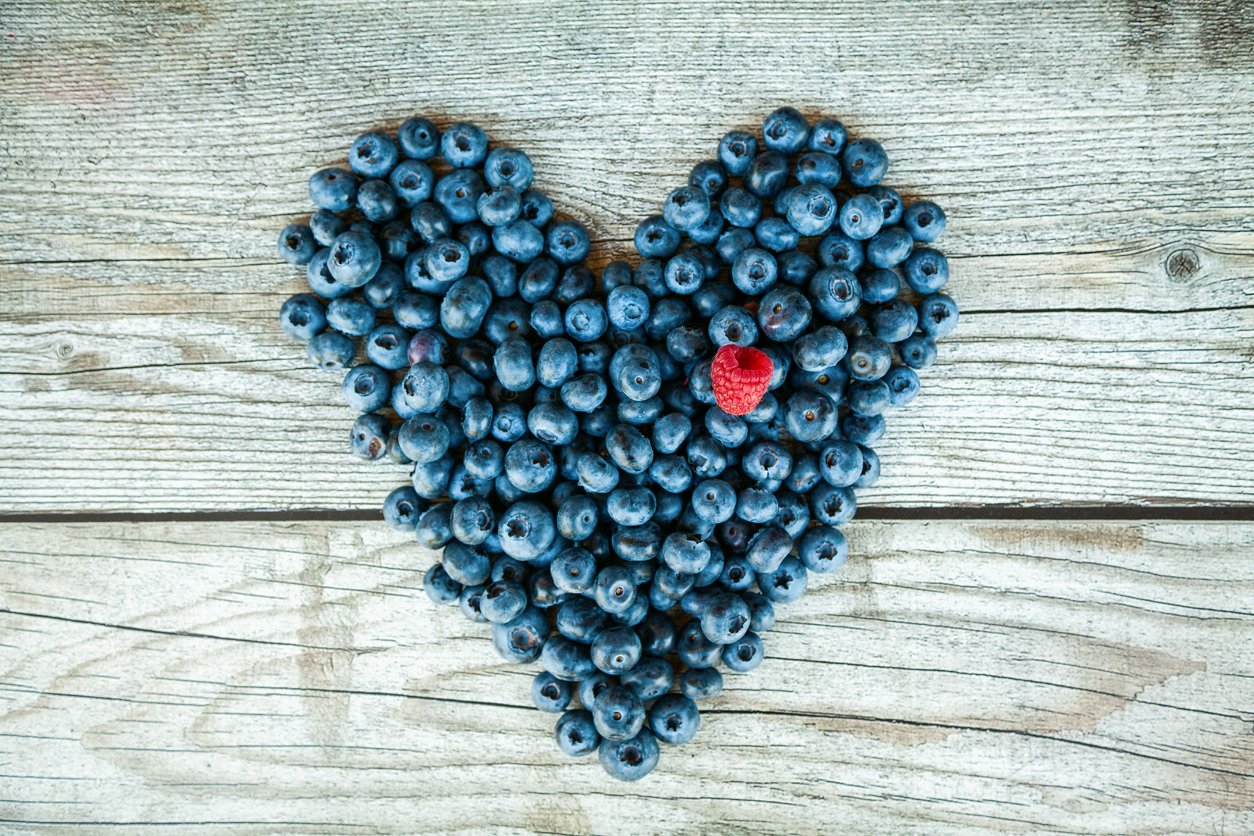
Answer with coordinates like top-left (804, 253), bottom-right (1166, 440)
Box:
top-left (710, 344), bottom-right (774, 416)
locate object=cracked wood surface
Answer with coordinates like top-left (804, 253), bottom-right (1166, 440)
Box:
top-left (1, 520), bottom-right (1252, 834)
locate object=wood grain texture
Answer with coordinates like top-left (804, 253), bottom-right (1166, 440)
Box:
top-left (1, 0), bottom-right (1253, 512)
top-left (1, 519), bottom-right (1252, 833)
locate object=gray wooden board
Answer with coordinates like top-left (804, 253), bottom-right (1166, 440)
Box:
top-left (1, 519), bottom-right (1252, 833)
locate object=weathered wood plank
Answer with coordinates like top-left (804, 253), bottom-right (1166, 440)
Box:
top-left (1, 520), bottom-right (1251, 833)
top-left (1, 1), bottom-right (1252, 513)
top-left (2, 291), bottom-right (1252, 512)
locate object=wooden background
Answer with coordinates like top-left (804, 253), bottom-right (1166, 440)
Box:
top-left (1, 0), bottom-right (1252, 832)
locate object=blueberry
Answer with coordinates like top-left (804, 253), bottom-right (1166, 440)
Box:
top-left (440, 122), bottom-right (488, 168)
top-left (842, 138), bottom-right (889, 188)
top-left (606, 423), bottom-right (653, 474)
top-left (847, 379), bottom-right (891, 416)
top-left (619, 656), bottom-right (674, 701)
top-left (434, 169), bottom-right (485, 224)
top-left (458, 584), bottom-right (487, 622)
top-left (757, 286), bottom-right (812, 343)
top-left (900, 334), bottom-right (938, 370)
top-left (476, 184), bottom-right (522, 227)
top-left (868, 299), bottom-right (916, 344)
top-left (717, 130), bottom-right (758, 175)
top-left (817, 230), bottom-right (865, 273)
top-left (591, 626), bottom-right (643, 675)
top-left (553, 597), bottom-right (605, 645)
top-left (681, 667), bottom-right (723, 701)
top-left (348, 131), bottom-right (398, 179)
top-left (397, 361), bottom-right (449, 414)
top-left (762, 106), bottom-right (810, 153)
top-left (355, 178), bottom-right (399, 224)
top-left (745, 150), bottom-right (790, 198)
top-left (798, 525), bottom-right (849, 574)
top-left (648, 694), bottom-right (701, 746)
top-left (309, 210), bottom-right (347, 247)
top-left (759, 554), bottom-right (808, 603)
top-left (687, 434), bottom-right (729, 479)
top-left (752, 218), bottom-right (798, 254)
top-left (810, 483), bottom-right (857, 526)
top-left (309, 167), bottom-right (357, 212)
top-left (722, 631), bottom-right (764, 673)
top-left (483, 146), bottom-right (534, 190)
top-left (676, 620), bottom-right (723, 669)
top-left (903, 247), bottom-right (949, 294)
top-left (884, 365), bottom-right (921, 408)
top-left (565, 299), bottom-right (608, 342)
top-left (663, 185), bottom-right (711, 232)
top-left (415, 503), bottom-right (453, 548)
top-left (548, 547), bottom-right (594, 595)
top-left (277, 223), bottom-right (317, 266)
top-left (661, 532), bottom-right (711, 575)
top-left (531, 672), bottom-right (573, 714)
top-left (689, 158), bottom-right (728, 198)
top-left (555, 709), bottom-right (601, 757)
top-left (789, 157), bottom-right (839, 199)
top-left (494, 336), bottom-right (536, 392)
top-left (846, 335), bottom-right (892, 382)
top-left (784, 184), bottom-right (837, 237)
top-left (618, 395), bottom-right (664, 426)
top-left (536, 338), bottom-right (579, 389)
top-left (448, 496), bottom-right (494, 546)
top-left (423, 563), bottom-right (462, 606)
top-left (398, 413), bottom-right (450, 463)
top-left (599, 729), bottom-right (659, 781)
top-left (593, 566), bottom-right (637, 615)
top-left (807, 118), bottom-right (847, 154)
top-left (917, 293), bottom-right (959, 339)
top-left (792, 326), bottom-right (848, 373)
top-left (491, 606), bottom-right (549, 664)
top-left (591, 684), bottom-right (646, 743)
top-left (349, 413), bottom-right (390, 460)
top-left (663, 251), bottom-right (705, 296)
top-left (803, 270), bottom-right (858, 326)
top-left (324, 297), bottom-right (375, 339)
top-left (818, 440), bottom-right (864, 487)
top-left (720, 187), bottom-right (761, 230)
top-left (409, 201), bottom-right (451, 244)
top-left (517, 189), bottom-right (553, 227)
top-left (307, 330), bottom-right (355, 370)
top-left (866, 226), bottom-right (913, 269)
top-left (607, 487), bottom-right (657, 526)
top-left (280, 293), bottom-right (326, 341)
top-left (784, 389), bottom-right (839, 443)
top-left (547, 220), bottom-right (591, 265)
top-left (634, 215), bottom-right (681, 259)
top-left (903, 200), bottom-right (946, 242)
top-left (555, 265), bottom-right (595, 304)
top-left (411, 455), bottom-right (453, 499)
top-left (647, 455), bottom-right (692, 495)
top-left (731, 247), bottom-right (778, 296)
top-left (698, 592), bottom-right (751, 645)
top-left (497, 500), bottom-right (556, 560)
top-left (477, 579), bottom-right (528, 624)
top-left (388, 159), bottom-right (435, 207)
top-left (635, 609), bottom-right (677, 657)
top-left (839, 192), bottom-right (884, 241)
top-left (326, 229), bottom-right (381, 287)
top-left (363, 262), bottom-right (404, 309)
top-left (652, 413), bottom-right (693, 455)
top-left (341, 364), bottom-right (390, 413)
top-left (396, 117), bottom-right (439, 159)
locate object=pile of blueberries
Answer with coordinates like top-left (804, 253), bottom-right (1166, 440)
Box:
top-left (275, 108), bottom-right (956, 781)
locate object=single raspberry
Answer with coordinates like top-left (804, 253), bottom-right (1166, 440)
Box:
top-left (710, 344), bottom-right (774, 416)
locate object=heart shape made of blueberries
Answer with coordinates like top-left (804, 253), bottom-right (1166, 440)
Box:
top-left (276, 108), bottom-right (958, 781)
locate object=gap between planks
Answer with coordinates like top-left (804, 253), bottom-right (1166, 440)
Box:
top-left (2, 506), bottom-right (1254, 525)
